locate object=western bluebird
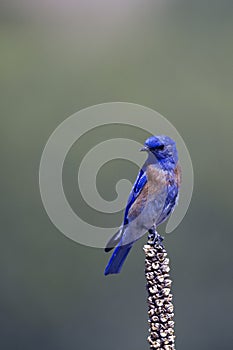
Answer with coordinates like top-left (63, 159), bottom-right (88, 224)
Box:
top-left (104, 135), bottom-right (181, 275)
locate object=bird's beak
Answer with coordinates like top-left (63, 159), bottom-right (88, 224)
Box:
top-left (140, 146), bottom-right (149, 152)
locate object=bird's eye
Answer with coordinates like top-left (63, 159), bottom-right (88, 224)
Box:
top-left (156, 145), bottom-right (165, 151)
top-left (150, 145), bottom-right (165, 151)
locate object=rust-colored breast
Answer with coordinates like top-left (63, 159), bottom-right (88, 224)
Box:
top-left (174, 163), bottom-right (182, 187)
top-left (128, 166), bottom-right (167, 220)
top-left (146, 165), bottom-right (167, 189)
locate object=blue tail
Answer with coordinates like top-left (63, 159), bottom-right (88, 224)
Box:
top-left (104, 243), bottom-right (133, 275)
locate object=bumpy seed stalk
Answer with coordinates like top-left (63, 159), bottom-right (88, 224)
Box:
top-left (144, 230), bottom-right (176, 350)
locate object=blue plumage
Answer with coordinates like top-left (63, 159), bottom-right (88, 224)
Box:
top-left (104, 243), bottom-right (133, 275)
top-left (104, 135), bottom-right (181, 275)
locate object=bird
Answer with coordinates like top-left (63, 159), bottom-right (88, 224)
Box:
top-left (104, 135), bottom-right (181, 276)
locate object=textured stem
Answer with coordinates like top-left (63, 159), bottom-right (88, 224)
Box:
top-left (144, 232), bottom-right (176, 350)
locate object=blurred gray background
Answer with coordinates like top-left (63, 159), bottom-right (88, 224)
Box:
top-left (1, 1), bottom-right (233, 349)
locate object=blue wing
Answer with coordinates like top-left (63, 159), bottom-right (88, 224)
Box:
top-left (104, 169), bottom-right (147, 253)
top-left (123, 169), bottom-right (147, 226)
top-left (156, 164), bottom-right (181, 225)
top-left (104, 168), bottom-right (148, 275)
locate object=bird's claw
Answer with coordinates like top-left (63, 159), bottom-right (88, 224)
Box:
top-left (148, 227), bottom-right (164, 247)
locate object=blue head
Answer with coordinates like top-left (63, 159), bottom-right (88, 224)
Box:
top-left (141, 135), bottom-right (178, 170)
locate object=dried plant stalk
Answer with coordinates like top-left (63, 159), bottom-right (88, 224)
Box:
top-left (144, 231), bottom-right (175, 350)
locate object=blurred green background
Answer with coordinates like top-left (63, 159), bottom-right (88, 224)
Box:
top-left (1, 1), bottom-right (233, 349)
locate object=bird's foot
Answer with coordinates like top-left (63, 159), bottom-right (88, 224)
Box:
top-left (148, 227), bottom-right (164, 247)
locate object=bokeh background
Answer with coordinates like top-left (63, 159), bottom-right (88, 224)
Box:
top-left (1, 1), bottom-right (233, 349)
